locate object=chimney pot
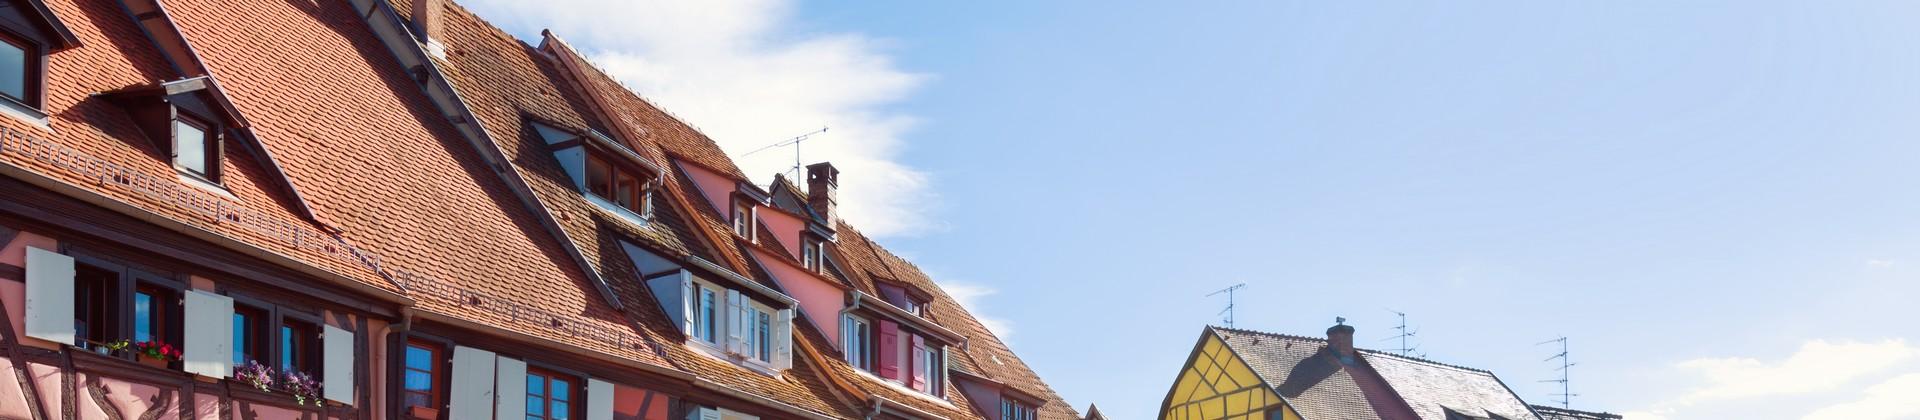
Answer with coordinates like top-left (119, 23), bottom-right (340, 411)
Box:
top-left (806, 162), bottom-right (839, 224)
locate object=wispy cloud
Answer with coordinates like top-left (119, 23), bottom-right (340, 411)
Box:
top-left (937, 279), bottom-right (1014, 339)
top-left (1626, 339), bottom-right (1920, 419)
top-left (459, 0), bottom-right (936, 237)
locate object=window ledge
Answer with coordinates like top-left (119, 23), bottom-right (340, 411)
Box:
top-left (585, 193), bottom-right (649, 228)
top-left (684, 339), bottom-right (781, 377)
top-left (0, 96), bottom-right (50, 131)
top-left (178, 173), bottom-right (239, 201)
top-left (850, 368), bottom-right (954, 407)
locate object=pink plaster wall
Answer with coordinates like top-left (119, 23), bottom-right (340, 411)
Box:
top-left (678, 161), bottom-right (737, 216)
top-left (615, 384), bottom-right (671, 420)
top-left (746, 247), bottom-right (845, 343)
top-left (0, 356), bottom-right (31, 419)
top-left (2, 230), bottom-right (59, 350)
top-left (758, 208), bottom-right (805, 258)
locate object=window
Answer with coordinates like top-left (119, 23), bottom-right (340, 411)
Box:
top-left (753, 307), bottom-right (773, 362)
top-left (1001, 400), bottom-right (1036, 420)
top-left (132, 284), bottom-right (178, 344)
top-left (232, 305), bottom-right (268, 367)
top-left (801, 238), bottom-right (822, 272)
top-left (280, 318), bottom-right (320, 376)
top-left (73, 264), bottom-right (121, 347)
top-left (526, 368), bottom-right (577, 420)
top-left (172, 116), bottom-right (218, 180)
top-left (695, 287), bottom-right (718, 343)
top-left (585, 153), bottom-right (649, 215)
top-left (914, 345), bottom-right (941, 394)
top-left (841, 315), bottom-right (870, 371)
top-left (0, 33), bottom-right (29, 105)
top-left (731, 200), bottom-right (753, 237)
top-left (402, 340), bottom-right (446, 418)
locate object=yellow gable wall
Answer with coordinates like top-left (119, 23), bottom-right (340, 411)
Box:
top-left (1162, 333), bottom-right (1300, 420)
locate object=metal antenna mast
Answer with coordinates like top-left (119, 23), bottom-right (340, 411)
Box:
top-left (1538, 336), bottom-right (1577, 409)
top-left (1383, 310), bottom-right (1421, 357)
top-left (1206, 283), bottom-right (1248, 328)
top-left (740, 126), bottom-right (829, 179)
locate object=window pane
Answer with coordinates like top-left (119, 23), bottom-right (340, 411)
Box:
top-left (758, 311), bottom-right (771, 360)
top-left (550, 379), bottom-right (569, 401)
top-left (586, 156), bottom-right (612, 197)
top-left (0, 41), bottom-right (22, 101)
top-left (525, 396), bottom-right (543, 416)
top-left (280, 326), bottom-right (293, 371)
top-left (526, 374), bottom-right (544, 396)
top-left (405, 345), bottom-right (432, 370)
top-left (404, 370), bottom-right (432, 391)
top-left (700, 289), bottom-right (717, 342)
top-left (552, 402), bottom-right (569, 419)
top-left (175, 120), bottom-right (208, 176)
top-left (615, 172), bottom-right (636, 211)
top-left (232, 313), bottom-right (246, 365)
top-left (133, 292), bottom-right (153, 342)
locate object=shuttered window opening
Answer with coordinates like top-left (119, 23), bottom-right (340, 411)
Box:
top-left (24, 246), bottom-right (75, 345)
top-left (448, 346), bottom-right (498, 420)
top-left (401, 340), bottom-right (447, 420)
top-left (842, 314), bottom-right (872, 371)
top-left (526, 367), bottom-right (580, 420)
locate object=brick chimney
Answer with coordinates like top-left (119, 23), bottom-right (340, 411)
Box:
top-left (411, 0), bottom-right (447, 58)
top-left (805, 162), bottom-right (839, 224)
top-left (1327, 321), bottom-right (1356, 360)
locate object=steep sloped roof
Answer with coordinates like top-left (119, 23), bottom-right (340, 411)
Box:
top-left (1213, 326), bottom-right (1546, 420)
top-left (1364, 350), bottom-right (1541, 420)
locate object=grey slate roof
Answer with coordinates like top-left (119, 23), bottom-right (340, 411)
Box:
top-left (1211, 326), bottom-right (1545, 420)
top-left (1531, 406), bottom-right (1623, 420)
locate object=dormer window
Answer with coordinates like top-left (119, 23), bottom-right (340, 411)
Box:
top-left (0, 0), bottom-right (80, 119)
top-left (1001, 399), bottom-right (1037, 420)
top-left (801, 237), bottom-right (823, 272)
top-left (731, 199), bottom-right (754, 238)
top-left (877, 282), bottom-right (929, 318)
top-left (171, 115), bottom-right (219, 181)
top-left (529, 120), bottom-right (661, 223)
top-left (585, 153), bottom-right (649, 214)
top-left (0, 32), bottom-right (34, 107)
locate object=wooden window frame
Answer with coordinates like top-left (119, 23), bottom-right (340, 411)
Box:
top-left (585, 150), bottom-right (651, 215)
top-left (278, 313), bottom-right (323, 377)
top-left (731, 199), bottom-right (754, 238)
top-left (68, 251), bottom-right (185, 363)
top-left (841, 314), bottom-right (871, 371)
top-left (400, 338), bottom-right (448, 420)
top-left (231, 302), bottom-right (270, 368)
top-left (0, 29), bottom-right (40, 109)
top-left (525, 366), bottom-right (582, 420)
top-left (171, 113), bottom-right (222, 183)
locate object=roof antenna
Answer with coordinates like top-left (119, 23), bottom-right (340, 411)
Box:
top-left (740, 126), bottom-right (829, 180)
top-left (1538, 336), bottom-right (1577, 409)
top-left (1206, 283), bottom-right (1247, 328)
top-left (1383, 309), bottom-right (1423, 357)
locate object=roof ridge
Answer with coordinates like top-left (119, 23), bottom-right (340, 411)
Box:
top-left (1356, 348), bottom-right (1497, 375)
top-left (1208, 324), bottom-right (1331, 344)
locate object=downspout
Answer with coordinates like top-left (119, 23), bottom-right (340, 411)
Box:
top-left (867, 397), bottom-right (884, 420)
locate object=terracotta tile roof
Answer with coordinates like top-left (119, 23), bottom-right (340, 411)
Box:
top-left (1212, 326), bottom-right (1546, 420)
top-left (6, 0), bottom-right (402, 295)
top-left (159, 0), bottom-right (670, 367)
top-left (828, 224), bottom-right (1081, 419)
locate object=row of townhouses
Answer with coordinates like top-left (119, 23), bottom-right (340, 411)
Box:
top-left (0, 0), bottom-right (1080, 418)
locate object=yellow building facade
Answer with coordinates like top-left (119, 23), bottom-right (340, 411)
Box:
top-left (1160, 332), bottom-right (1302, 420)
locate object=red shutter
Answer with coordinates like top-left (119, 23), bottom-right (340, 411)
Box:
top-left (909, 334), bottom-right (926, 390)
top-left (878, 320), bottom-right (900, 380)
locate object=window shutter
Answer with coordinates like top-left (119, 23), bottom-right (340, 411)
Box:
top-left (772, 309), bottom-right (793, 370)
top-left (493, 356), bottom-right (526, 420)
top-left (877, 320), bottom-right (900, 380)
top-left (909, 334), bottom-right (926, 389)
top-left (449, 346), bottom-right (498, 420)
top-left (724, 290), bottom-right (744, 353)
top-left (587, 378), bottom-right (614, 420)
top-left (23, 247), bottom-right (74, 345)
top-left (697, 407), bottom-right (722, 420)
top-left (182, 290), bottom-right (233, 378)
top-left (322, 324), bottom-right (355, 403)
top-left (679, 274), bottom-right (695, 335)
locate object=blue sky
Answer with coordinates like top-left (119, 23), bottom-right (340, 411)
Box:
top-left (463, 1), bottom-right (1920, 418)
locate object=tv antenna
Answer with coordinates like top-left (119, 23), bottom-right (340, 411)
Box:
top-left (1538, 336), bottom-right (1577, 409)
top-left (740, 126), bottom-right (829, 179)
top-left (1382, 310), bottom-right (1422, 357)
top-left (1206, 283), bottom-right (1247, 328)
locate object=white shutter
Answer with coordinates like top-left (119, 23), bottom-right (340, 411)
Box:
top-left (772, 309), bottom-right (793, 370)
top-left (494, 356), bottom-right (526, 420)
top-left (587, 378), bottom-right (614, 420)
top-left (724, 290), bottom-right (744, 353)
top-left (449, 346), bottom-right (498, 420)
top-left (680, 274), bottom-right (695, 335)
top-left (696, 407), bottom-right (722, 420)
top-left (182, 290), bottom-right (233, 378)
top-left (23, 247), bottom-right (74, 345)
top-left (322, 324), bottom-right (355, 403)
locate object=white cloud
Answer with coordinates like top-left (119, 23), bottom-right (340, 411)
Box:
top-left (1672, 339), bottom-right (1917, 404)
top-left (1803, 373), bottom-right (1920, 420)
top-left (937, 279), bottom-right (1014, 338)
top-left (1624, 339), bottom-right (1920, 419)
top-left (459, 0), bottom-right (936, 237)
top-left (1867, 259), bottom-right (1897, 268)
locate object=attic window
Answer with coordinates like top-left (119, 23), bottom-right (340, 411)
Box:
top-left (172, 115), bottom-right (219, 181)
top-left (801, 236), bottom-right (823, 272)
top-left (585, 153), bottom-right (649, 214)
top-left (530, 120), bottom-right (660, 223)
top-left (0, 31), bottom-right (34, 107)
top-left (731, 199), bottom-right (754, 238)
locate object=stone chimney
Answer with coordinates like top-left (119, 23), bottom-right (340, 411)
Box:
top-left (806, 162), bottom-right (840, 224)
top-left (412, 0), bottom-right (447, 58)
top-left (1327, 321), bottom-right (1356, 360)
